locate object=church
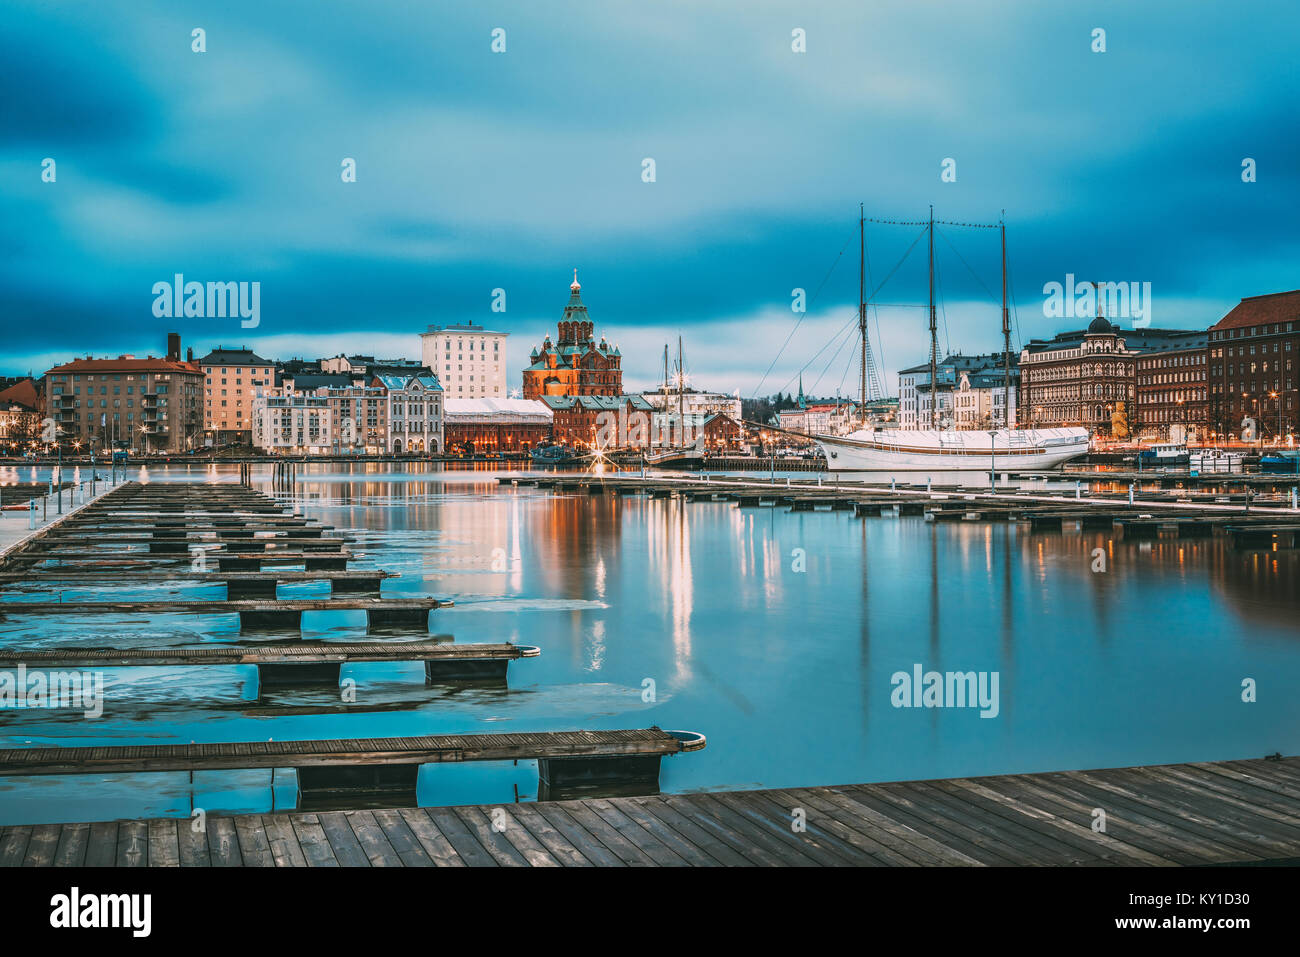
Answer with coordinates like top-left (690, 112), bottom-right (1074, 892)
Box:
top-left (521, 271), bottom-right (623, 399)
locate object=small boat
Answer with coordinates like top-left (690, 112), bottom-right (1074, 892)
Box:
top-left (1259, 450), bottom-right (1300, 474)
top-left (1189, 449), bottom-right (1244, 474)
top-left (1138, 443), bottom-right (1189, 467)
top-left (644, 445), bottom-right (705, 470)
top-left (530, 445), bottom-right (589, 467)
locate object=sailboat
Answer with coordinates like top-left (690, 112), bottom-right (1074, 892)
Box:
top-left (813, 208), bottom-right (1090, 472)
top-left (645, 337), bottom-right (705, 470)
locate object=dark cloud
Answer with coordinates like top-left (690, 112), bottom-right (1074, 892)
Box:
top-left (1, 0), bottom-right (1297, 391)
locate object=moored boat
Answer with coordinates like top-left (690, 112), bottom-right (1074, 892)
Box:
top-left (816, 426), bottom-right (1090, 471)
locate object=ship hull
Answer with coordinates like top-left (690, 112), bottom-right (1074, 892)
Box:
top-left (644, 448), bottom-right (705, 471)
top-left (814, 428), bottom-right (1090, 472)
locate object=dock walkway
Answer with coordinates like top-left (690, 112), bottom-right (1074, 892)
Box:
top-left (3, 755), bottom-right (1296, 866)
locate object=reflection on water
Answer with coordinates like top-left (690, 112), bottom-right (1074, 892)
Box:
top-left (1, 462), bottom-right (1297, 825)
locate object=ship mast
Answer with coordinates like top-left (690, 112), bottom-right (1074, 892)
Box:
top-left (928, 206), bottom-right (938, 429)
top-left (859, 203), bottom-right (867, 425)
top-left (677, 335), bottom-right (685, 446)
top-left (1001, 213), bottom-right (1010, 429)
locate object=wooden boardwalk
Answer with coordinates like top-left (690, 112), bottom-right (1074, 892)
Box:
top-left (3, 755), bottom-right (1296, 866)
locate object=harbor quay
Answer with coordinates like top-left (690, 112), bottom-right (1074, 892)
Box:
top-left (0, 463), bottom-right (1295, 871)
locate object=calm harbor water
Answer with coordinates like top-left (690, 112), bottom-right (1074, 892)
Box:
top-left (1, 462), bottom-right (1297, 825)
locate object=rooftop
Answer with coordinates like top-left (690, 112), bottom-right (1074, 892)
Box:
top-left (1210, 289), bottom-right (1300, 332)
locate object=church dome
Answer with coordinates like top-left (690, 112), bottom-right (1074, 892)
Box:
top-left (1087, 315), bottom-right (1114, 333)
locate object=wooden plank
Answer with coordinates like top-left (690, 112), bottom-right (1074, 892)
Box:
top-left (175, 819), bottom-right (210, 867)
top-left (424, 807), bottom-right (500, 867)
top-left (0, 827), bottom-right (33, 867)
top-left (531, 803), bottom-right (627, 867)
top-left (505, 804), bottom-right (595, 867)
top-left (450, 806), bottom-right (541, 867)
top-left (205, 817), bottom-right (243, 867)
top-left (287, 813), bottom-right (337, 867)
top-left (146, 817), bottom-right (181, 867)
top-left (21, 823), bottom-right (61, 867)
top-left (942, 777), bottom-right (1169, 866)
top-left (316, 811), bottom-right (372, 867)
top-left (658, 794), bottom-right (792, 866)
top-left (51, 824), bottom-right (90, 866)
top-left (715, 789), bottom-right (868, 866)
top-left (345, 810), bottom-right (405, 867)
top-left (623, 796), bottom-right (755, 866)
top-left (116, 821), bottom-right (149, 867)
top-left (672, 792), bottom-right (826, 866)
top-left (369, 810), bottom-right (434, 867)
top-left (584, 798), bottom-right (689, 866)
top-left (263, 814), bottom-right (309, 867)
top-left (602, 797), bottom-right (719, 867)
top-left (395, 808), bottom-right (466, 867)
top-left (779, 785), bottom-right (973, 866)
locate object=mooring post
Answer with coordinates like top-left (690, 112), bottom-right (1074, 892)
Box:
top-left (927, 476), bottom-right (932, 492)
top-left (1291, 486), bottom-right (1297, 510)
top-left (28, 498), bottom-right (37, 530)
top-left (1128, 482), bottom-right (1135, 506)
top-left (1076, 480), bottom-right (1081, 500)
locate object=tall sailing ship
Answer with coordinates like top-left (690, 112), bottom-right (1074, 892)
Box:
top-left (644, 337), bottom-right (705, 470)
top-left (813, 207), bottom-right (1090, 472)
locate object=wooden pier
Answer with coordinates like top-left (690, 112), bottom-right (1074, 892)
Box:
top-left (0, 641), bottom-right (540, 684)
top-left (499, 473), bottom-right (1300, 549)
top-left (3, 753), bottom-right (1295, 866)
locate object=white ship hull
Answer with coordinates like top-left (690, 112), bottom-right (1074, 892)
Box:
top-left (814, 427), bottom-right (1091, 472)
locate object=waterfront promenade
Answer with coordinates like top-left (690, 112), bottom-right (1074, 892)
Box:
top-left (3, 755), bottom-right (1297, 866)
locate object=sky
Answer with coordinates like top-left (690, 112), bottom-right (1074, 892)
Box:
top-left (2, 1), bottom-right (1297, 397)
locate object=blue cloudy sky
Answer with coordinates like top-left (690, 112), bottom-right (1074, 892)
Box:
top-left (2, 1), bottom-right (1297, 397)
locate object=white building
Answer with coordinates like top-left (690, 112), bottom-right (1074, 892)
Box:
top-left (953, 372), bottom-right (1019, 430)
top-left (420, 323), bottom-right (508, 399)
top-left (898, 353), bottom-right (1017, 430)
top-left (641, 387), bottom-right (742, 421)
top-left (252, 394), bottom-right (334, 454)
top-left (374, 373), bottom-right (444, 453)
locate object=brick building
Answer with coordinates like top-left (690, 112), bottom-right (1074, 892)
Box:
top-left (198, 346), bottom-right (274, 446)
top-left (543, 394), bottom-right (652, 448)
top-left (1020, 320), bottom-right (1205, 438)
top-left (1135, 333), bottom-right (1208, 442)
top-left (522, 272), bottom-right (623, 399)
top-left (44, 334), bottom-right (204, 453)
top-left (1207, 289), bottom-right (1300, 443)
top-left (444, 398), bottom-right (553, 454)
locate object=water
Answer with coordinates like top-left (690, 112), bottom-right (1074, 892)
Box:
top-left (1, 462), bottom-right (1297, 825)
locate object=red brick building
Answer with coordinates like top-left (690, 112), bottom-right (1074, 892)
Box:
top-left (1207, 289), bottom-right (1300, 443)
top-left (522, 272), bottom-right (623, 399)
top-left (543, 395), bottom-right (652, 448)
top-left (44, 334), bottom-right (205, 453)
top-left (1134, 334), bottom-right (1208, 442)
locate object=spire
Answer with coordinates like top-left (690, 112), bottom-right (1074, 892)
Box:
top-left (570, 268), bottom-right (581, 293)
top-left (797, 375), bottom-right (806, 409)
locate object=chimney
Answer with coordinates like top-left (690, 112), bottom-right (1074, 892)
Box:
top-left (167, 332), bottom-right (181, 362)
top-left (186, 347), bottom-right (193, 362)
